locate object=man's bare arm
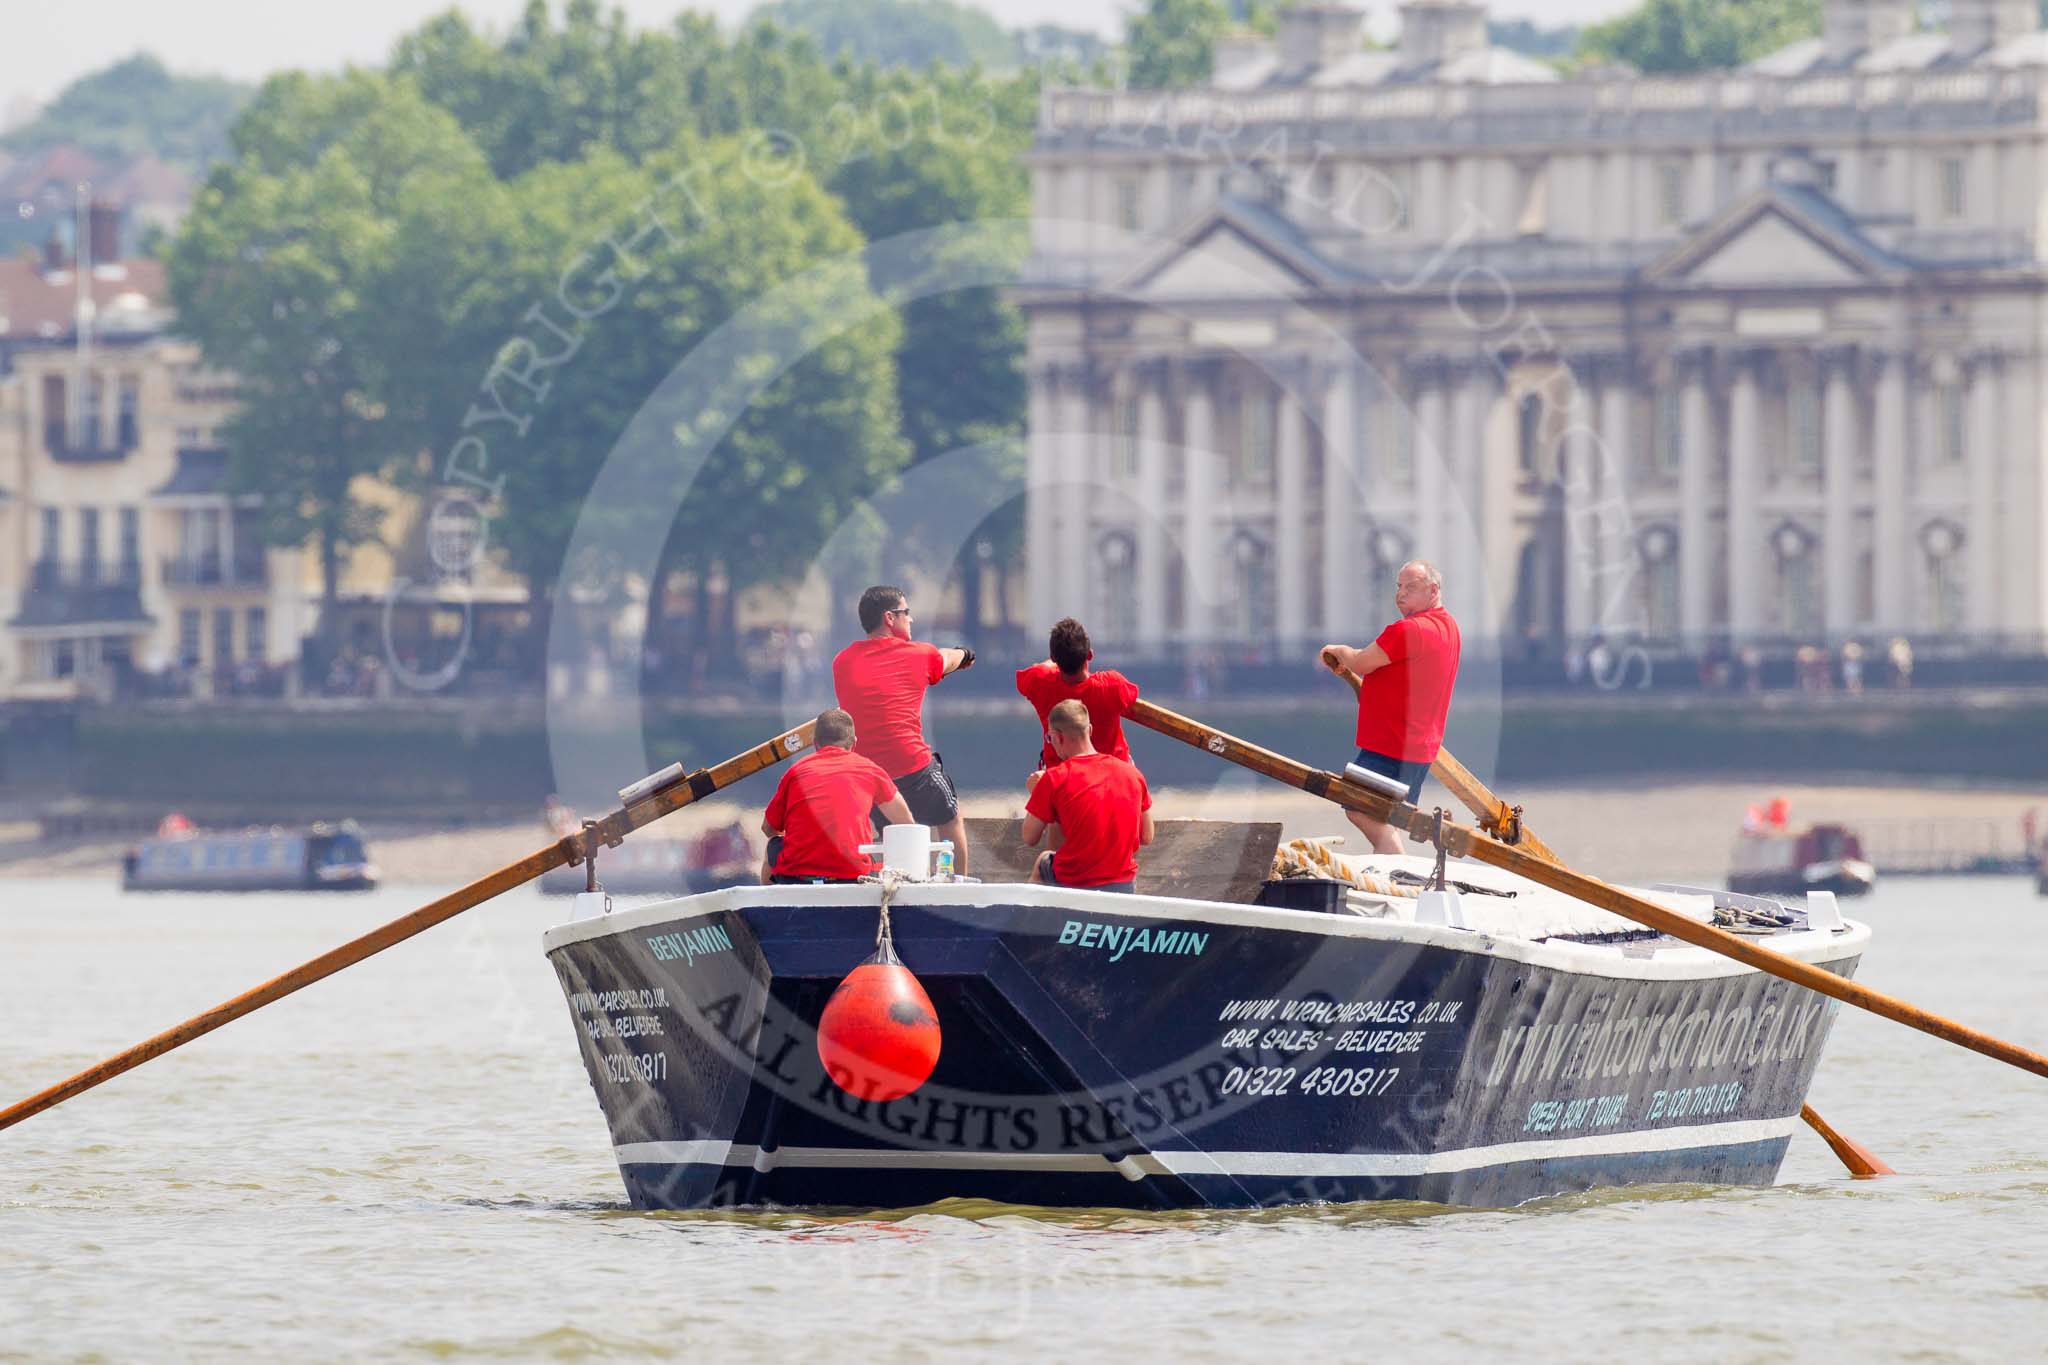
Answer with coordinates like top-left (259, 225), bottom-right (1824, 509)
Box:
top-left (1352, 643), bottom-right (1393, 676)
top-left (878, 794), bottom-right (913, 825)
top-left (1020, 813), bottom-right (1050, 847)
top-left (1139, 810), bottom-right (1156, 846)
top-left (939, 646), bottom-right (975, 676)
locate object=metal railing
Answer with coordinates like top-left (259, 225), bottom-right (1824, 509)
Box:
top-left (1042, 67), bottom-right (2044, 138)
top-left (160, 555), bottom-right (269, 589)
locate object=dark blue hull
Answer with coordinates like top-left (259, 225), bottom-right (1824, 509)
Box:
top-left (545, 887), bottom-right (1865, 1211)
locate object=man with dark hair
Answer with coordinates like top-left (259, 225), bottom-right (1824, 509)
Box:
top-left (1015, 617), bottom-right (1140, 784)
top-left (761, 708), bottom-right (913, 884)
top-left (1321, 559), bottom-right (1461, 855)
top-left (832, 585), bottom-right (976, 874)
top-left (1021, 700), bottom-right (1153, 894)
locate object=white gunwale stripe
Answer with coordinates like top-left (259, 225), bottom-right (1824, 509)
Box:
top-left (612, 1117), bottom-right (1797, 1179)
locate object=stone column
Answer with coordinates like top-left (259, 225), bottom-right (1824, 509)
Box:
top-left (1596, 363), bottom-right (1636, 634)
top-left (1823, 348), bottom-right (1860, 638)
top-left (1181, 369), bottom-right (1217, 644)
top-left (1414, 364), bottom-right (1450, 595)
top-left (1448, 362), bottom-right (1489, 629)
top-left (1135, 365), bottom-right (1169, 650)
top-left (1321, 360), bottom-right (1359, 641)
top-left (1872, 350), bottom-right (1910, 633)
top-left (1678, 350), bottom-right (1714, 646)
top-left (2003, 349), bottom-right (2044, 639)
top-left (1025, 369), bottom-right (1059, 633)
top-left (1275, 367), bottom-right (1310, 648)
top-left (1561, 376), bottom-right (1601, 645)
top-left (1479, 364), bottom-right (1520, 639)
top-left (1967, 353), bottom-right (2003, 639)
top-left (1058, 367), bottom-right (1093, 620)
top-left (1726, 350), bottom-right (1764, 641)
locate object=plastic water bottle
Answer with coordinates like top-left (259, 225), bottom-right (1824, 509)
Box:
top-left (934, 847), bottom-right (954, 881)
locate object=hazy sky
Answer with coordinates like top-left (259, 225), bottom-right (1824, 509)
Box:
top-left (5, 0), bottom-right (1641, 107)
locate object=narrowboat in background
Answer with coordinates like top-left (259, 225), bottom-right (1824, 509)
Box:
top-left (1729, 800), bottom-right (1875, 898)
top-left (122, 819), bottom-right (378, 892)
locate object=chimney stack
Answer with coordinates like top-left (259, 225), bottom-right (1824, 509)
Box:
top-left (87, 200), bottom-right (121, 266)
top-left (1823, 0), bottom-right (1918, 59)
top-left (1948, 0), bottom-right (2040, 52)
top-left (1277, 5), bottom-right (1364, 75)
top-left (1399, 0), bottom-right (1491, 67)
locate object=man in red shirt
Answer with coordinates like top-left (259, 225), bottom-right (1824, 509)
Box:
top-left (761, 708), bottom-right (913, 884)
top-left (1321, 560), bottom-right (1462, 855)
top-left (1021, 700), bottom-right (1154, 894)
top-left (832, 584), bottom-right (976, 874)
top-left (1016, 617), bottom-right (1140, 781)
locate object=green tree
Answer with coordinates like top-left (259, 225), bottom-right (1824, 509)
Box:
top-left (1577, 0), bottom-right (1820, 74)
top-left (391, 0), bottom-right (702, 179)
top-left (748, 0), bottom-right (1015, 70)
top-left (1126, 0), bottom-right (1232, 89)
top-left (824, 69), bottom-right (1035, 642)
top-left (479, 141), bottom-right (908, 663)
top-left (1490, 19), bottom-right (1582, 60)
top-left (1, 54), bottom-right (250, 171)
top-left (393, 3), bottom-right (854, 179)
top-left (168, 71), bottom-right (498, 656)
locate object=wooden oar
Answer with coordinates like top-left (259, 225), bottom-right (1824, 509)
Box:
top-left (1798, 1102), bottom-right (1896, 1177)
top-left (0, 722), bottom-right (817, 1135)
top-left (1128, 697), bottom-right (2048, 1083)
top-left (1319, 648), bottom-right (1560, 863)
top-left (1315, 661), bottom-right (1893, 1176)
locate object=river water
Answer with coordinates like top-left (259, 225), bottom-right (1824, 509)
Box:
top-left (4, 874), bottom-right (2046, 1361)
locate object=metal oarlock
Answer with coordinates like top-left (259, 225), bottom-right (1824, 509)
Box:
top-left (1430, 807), bottom-right (1450, 892)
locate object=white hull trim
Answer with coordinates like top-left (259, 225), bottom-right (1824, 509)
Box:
top-left (613, 1116), bottom-right (1799, 1181)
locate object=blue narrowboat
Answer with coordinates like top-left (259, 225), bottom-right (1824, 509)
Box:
top-left (122, 823), bottom-right (378, 892)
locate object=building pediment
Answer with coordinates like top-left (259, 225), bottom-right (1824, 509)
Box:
top-left (1114, 197), bottom-right (1344, 300)
top-left (1646, 184), bottom-right (1903, 288)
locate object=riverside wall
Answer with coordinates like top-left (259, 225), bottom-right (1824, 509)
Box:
top-left (4, 691), bottom-right (2043, 829)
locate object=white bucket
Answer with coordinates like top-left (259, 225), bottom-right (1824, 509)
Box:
top-left (859, 824), bottom-right (955, 879)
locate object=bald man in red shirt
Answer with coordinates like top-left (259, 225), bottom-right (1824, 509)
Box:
top-left (1322, 560), bottom-right (1461, 855)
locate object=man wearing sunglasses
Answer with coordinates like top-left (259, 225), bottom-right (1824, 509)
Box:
top-left (831, 584), bottom-right (977, 874)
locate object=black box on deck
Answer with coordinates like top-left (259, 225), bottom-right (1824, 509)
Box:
top-left (1256, 878), bottom-right (1351, 915)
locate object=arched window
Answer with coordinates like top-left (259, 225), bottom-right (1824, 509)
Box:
top-left (1227, 531), bottom-right (1272, 642)
top-left (1919, 520), bottom-right (1965, 634)
top-left (1639, 525), bottom-right (1679, 641)
top-left (1097, 534), bottom-right (1138, 643)
top-left (1517, 393), bottom-right (1543, 476)
top-left (1771, 522), bottom-right (1820, 638)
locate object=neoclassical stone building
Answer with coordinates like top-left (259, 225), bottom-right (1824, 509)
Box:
top-left (1018, 0), bottom-right (2048, 659)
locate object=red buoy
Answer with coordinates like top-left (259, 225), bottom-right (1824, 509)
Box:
top-left (817, 946), bottom-right (941, 1102)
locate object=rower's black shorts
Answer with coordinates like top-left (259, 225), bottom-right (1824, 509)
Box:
top-left (876, 752), bottom-right (959, 831)
top-left (1354, 747), bottom-right (1430, 806)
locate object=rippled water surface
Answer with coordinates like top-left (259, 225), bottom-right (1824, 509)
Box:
top-left (5, 875), bottom-right (2047, 1361)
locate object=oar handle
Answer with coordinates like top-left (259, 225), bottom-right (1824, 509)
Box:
top-left (1316, 650), bottom-right (1558, 862)
top-left (1126, 697), bottom-right (2048, 1085)
top-left (0, 721), bottom-right (817, 1136)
